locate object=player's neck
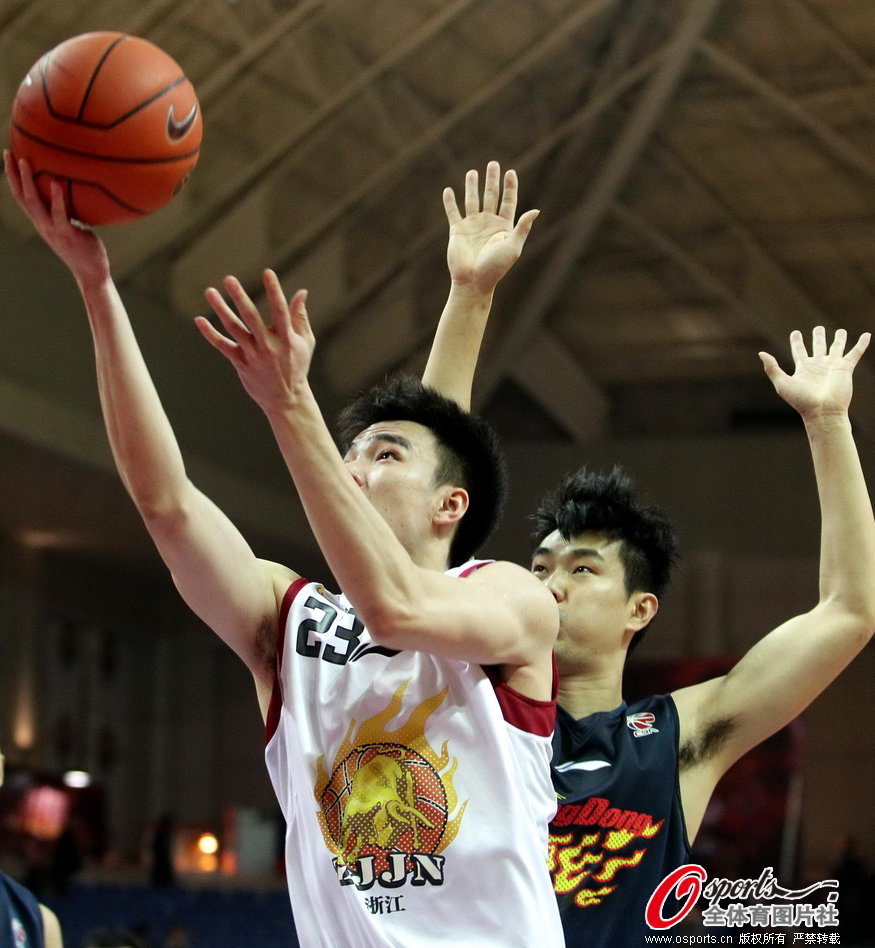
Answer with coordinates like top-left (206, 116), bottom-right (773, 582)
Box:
top-left (407, 536), bottom-right (453, 573)
top-left (558, 665), bottom-right (624, 720)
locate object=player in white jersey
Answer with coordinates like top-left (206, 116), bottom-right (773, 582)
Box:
top-left (5, 152), bottom-right (562, 947)
top-left (265, 558), bottom-right (559, 946)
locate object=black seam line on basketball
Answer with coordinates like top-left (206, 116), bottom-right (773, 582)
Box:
top-left (38, 55), bottom-right (189, 130)
top-left (10, 123), bottom-right (199, 163)
top-left (63, 76), bottom-right (189, 129)
top-left (36, 172), bottom-right (149, 215)
top-left (92, 77), bottom-right (191, 129)
top-left (78, 34), bottom-right (128, 122)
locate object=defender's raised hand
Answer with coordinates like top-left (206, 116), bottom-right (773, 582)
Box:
top-left (197, 269), bottom-right (314, 413)
top-left (759, 327), bottom-right (871, 419)
top-left (443, 160), bottom-right (539, 293)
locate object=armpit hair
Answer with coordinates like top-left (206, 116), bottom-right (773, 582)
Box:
top-left (253, 612), bottom-right (278, 677)
top-left (679, 717), bottom-right (736, 770)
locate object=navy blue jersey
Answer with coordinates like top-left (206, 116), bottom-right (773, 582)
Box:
top-left (0, 871), bottom-right (44, 947)
top-left (549, 694), bottom-right (691, 947)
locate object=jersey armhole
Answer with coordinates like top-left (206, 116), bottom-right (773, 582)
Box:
top-left (462, 558), bottom-right (557, 735)
top-left (665, 693), bottom-right (694, 856)
top-left (265, 577), bottom-right (310, 744)
top-left (483, 655), bottom-right (558, 737)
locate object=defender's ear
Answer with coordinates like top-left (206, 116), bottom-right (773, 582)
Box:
top-left (628, 592), bottom-right (658, 632)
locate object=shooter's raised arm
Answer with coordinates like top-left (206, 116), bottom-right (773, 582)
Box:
top-left (3, 152), bottom-right (290, 698)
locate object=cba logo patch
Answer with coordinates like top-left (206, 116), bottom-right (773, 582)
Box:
top-left (626, 711), bottom-right (659, 737)
top-left (12, 918), bottom-right (27, 946)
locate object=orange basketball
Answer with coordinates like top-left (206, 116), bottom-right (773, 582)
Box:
top-left (9, 32), bottom-right (202, 226)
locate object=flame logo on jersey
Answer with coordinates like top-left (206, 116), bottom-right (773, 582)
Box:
top-left (549, 797), bottom-right (663, 907)
top-left (314, 681), bottom-right (467, 886)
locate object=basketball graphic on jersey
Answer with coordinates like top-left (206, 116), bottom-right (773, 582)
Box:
top-left (323, 742), bottom-right (447, 863)
top-left (315, 681), bottom-right (467, 880)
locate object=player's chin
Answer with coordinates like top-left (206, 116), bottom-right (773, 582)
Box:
top-left (552, 638), bottom-right (578, 676)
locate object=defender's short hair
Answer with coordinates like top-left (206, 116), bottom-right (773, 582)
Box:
top-left (337, 374), bottom-right (506, 566)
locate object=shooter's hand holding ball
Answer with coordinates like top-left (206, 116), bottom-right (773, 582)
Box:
top-left (9, 31), bottom-right (201, 226)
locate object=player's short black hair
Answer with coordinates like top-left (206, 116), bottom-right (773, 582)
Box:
top-left (530, 466), bottom-right (678, 651)
top-left (336, 374), bottom-right (506, 567)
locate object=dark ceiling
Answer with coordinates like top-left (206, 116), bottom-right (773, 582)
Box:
top-left (1, 0), bottom-right (874, 568)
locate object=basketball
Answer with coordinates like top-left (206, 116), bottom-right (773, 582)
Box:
top-left (9, 32), bottom-right (202, 226)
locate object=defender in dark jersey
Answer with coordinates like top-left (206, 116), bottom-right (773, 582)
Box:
top-left (548, 689), bottom-right (688, 943)
top-left (529, 469), bottom-right (685, 945)
top-left (0, 747), bottom-right (64, 948)
top-left (424, 163), bottom-right (875, 947)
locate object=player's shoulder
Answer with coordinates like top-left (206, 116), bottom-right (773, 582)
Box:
top-left (457, 558), bottom-right (551, 595)
top-left (460, 559), bottom-right (558, 639)
top-left (456, 557), bottom-right (537, 581)
top-left (669, 676), bottom-right (725, 724)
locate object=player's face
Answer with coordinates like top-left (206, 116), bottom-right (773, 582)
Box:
top-left (343, 420), bottom-right (451, 550)
top-left (531, 531), bottom-right (643, 674)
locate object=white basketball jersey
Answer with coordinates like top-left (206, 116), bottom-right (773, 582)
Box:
top-left (264, 561), bottom-right (564, 947)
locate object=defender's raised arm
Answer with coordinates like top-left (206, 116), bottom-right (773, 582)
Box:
top-left (423, 161), bottom-right (538, 408)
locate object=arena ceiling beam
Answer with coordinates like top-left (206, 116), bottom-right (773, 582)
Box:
top-left (123, 0), bottom-right (206, 42)
top-left (612, 145), bottom-right (875, 433)
top-left (0, 369), bottom-right (312, 550)
top-left (151, 0), bottom-right (625, 339)
top-left (778, 0), bottom-right (875, 83)
top-left (475, 0), bottom-right (728, 405)
top-left (314, 40), bottom-right (663, 330)
top-left (507, 331), bottom-right (610, 443)
top-left (699, 39), bottom-right (875, 187)
top-left (207, 0), bottom-right (620, 292)
top-left (463, 0), bottom-right (663, 440)
top-left (311, 37), bottom-right (667, 427)
top-left (0, 0), bottom-right (42, 32)
top-left (190, 0), bottom-right (333, 105)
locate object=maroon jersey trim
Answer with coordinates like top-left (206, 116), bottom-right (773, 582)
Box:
top-left (265, 576), bottom-right (310, 744)
top-left (483, 655), bottom-right (558, 737)
top-left (463, 559), bottom-right (557, 736)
